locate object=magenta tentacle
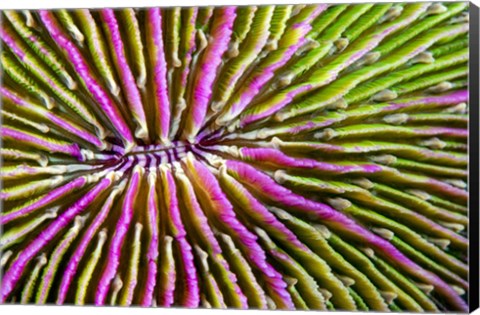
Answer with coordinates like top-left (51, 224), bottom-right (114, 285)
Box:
top-left (95, 169), bottom-right (140, 305)
top-left (0, 176), bottom-right (113, 302)
top-left (182, 7), bottom-right (237, 141)
top-left (38, 10), bottom-right (134, 148)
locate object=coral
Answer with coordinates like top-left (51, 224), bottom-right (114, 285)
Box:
top-left (0, 3), bottom-right (470, 311)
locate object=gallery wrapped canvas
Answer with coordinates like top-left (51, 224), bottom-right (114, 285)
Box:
top-left (0, 1), bottom-right (479, 312)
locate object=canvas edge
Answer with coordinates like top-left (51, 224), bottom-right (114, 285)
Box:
top-left (469, 1), bottom-right (480, 313)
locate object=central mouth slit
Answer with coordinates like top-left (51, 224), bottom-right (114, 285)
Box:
top-left (123, 141), bottom-right (195, 164)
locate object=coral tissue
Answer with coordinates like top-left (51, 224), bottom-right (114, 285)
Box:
top-left (0, 3), bottom-right (470, 311)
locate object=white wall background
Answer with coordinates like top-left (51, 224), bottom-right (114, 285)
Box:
top-left (0, 0), bottom-right (479, 314)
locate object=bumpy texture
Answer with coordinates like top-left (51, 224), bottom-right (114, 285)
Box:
top-left (0, 3), bottom-right (470, 311)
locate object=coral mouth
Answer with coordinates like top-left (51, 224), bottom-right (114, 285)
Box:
top-left (123, 142), bottom-right (195, 165)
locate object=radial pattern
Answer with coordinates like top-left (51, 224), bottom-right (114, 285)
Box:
top-left (0, 2), bottom-right (470, 311)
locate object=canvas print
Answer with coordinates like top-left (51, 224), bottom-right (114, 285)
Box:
top-left (0, 1), bottom-right (477, 312)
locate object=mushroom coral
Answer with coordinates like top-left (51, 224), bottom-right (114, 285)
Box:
top-left (0, 3), bottom-right (471, 311)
